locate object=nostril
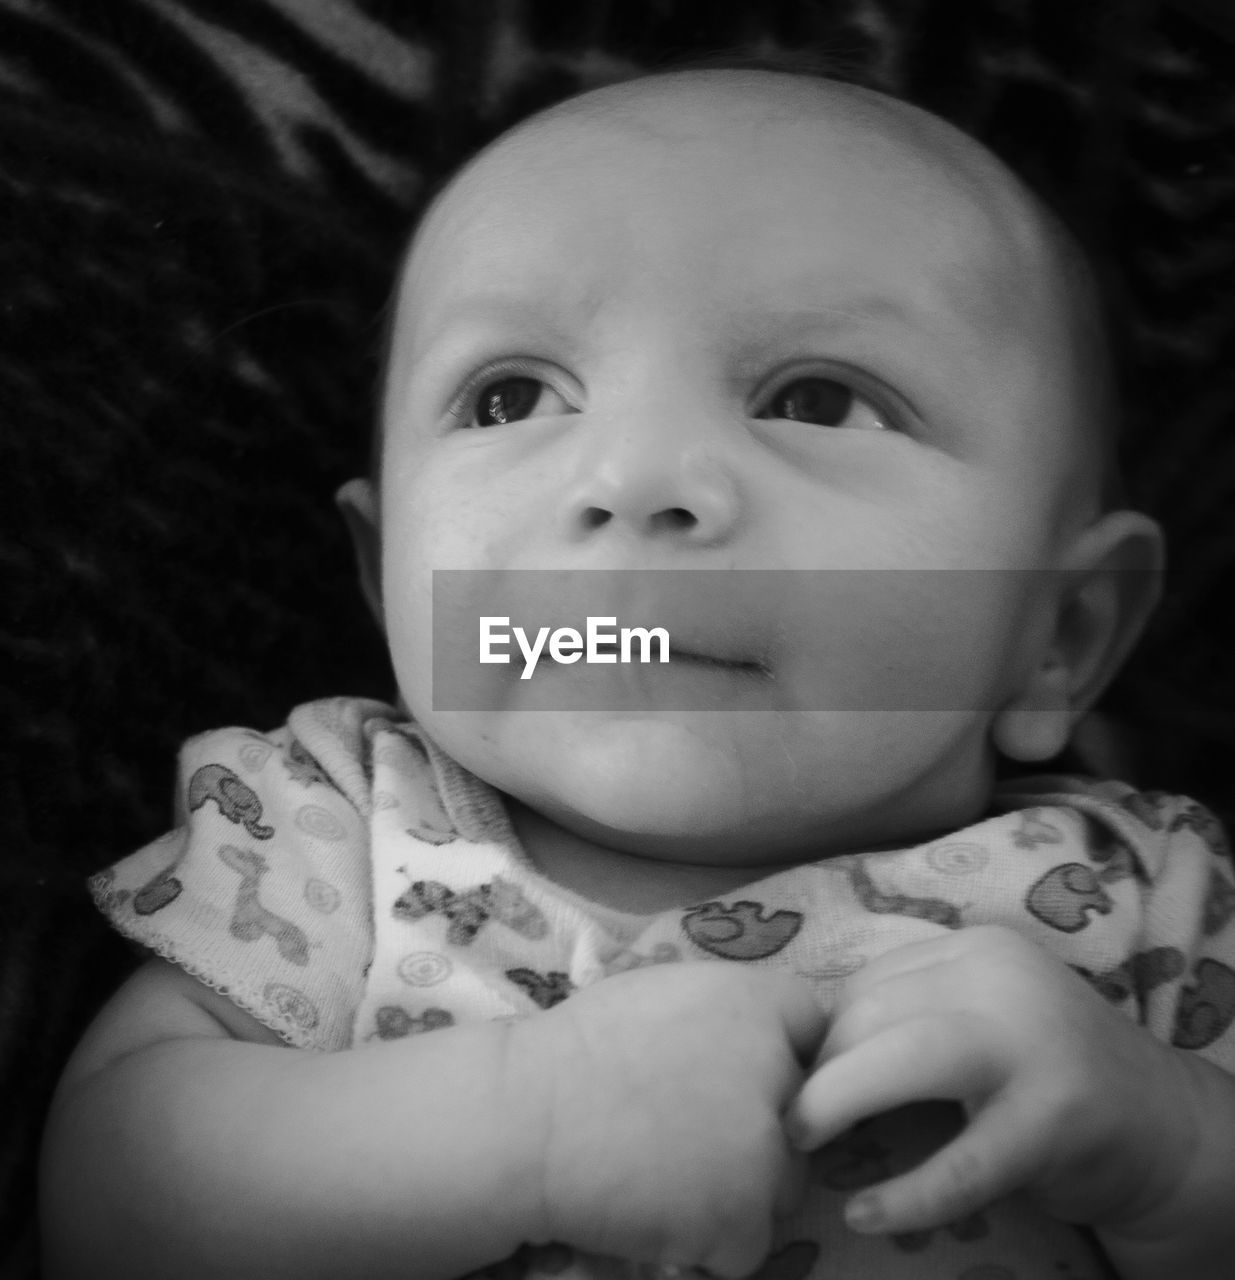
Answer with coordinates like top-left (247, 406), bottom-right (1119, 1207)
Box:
top-left (651, 507), bottom-right (697, 532)
top-left (574, 505), bottom-right (702, 535)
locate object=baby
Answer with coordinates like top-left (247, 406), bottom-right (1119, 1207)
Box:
top-left (40, 68), bottom-right (1235, 1280)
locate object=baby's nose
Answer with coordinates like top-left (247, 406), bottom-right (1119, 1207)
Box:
top-left (563, 442), bottom-right (741, 546)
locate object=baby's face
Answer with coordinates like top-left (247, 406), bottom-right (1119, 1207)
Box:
top-left (371, 73), bottom-right (1103, 863)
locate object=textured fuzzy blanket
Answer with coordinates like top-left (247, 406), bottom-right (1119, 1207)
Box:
top-left (4, 1), bottom-right (1234, 1273)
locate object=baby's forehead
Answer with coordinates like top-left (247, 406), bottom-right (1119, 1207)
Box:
top-left (407, 72), bottom-right (1064, 310)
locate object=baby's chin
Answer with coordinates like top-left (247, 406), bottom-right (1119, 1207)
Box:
top-left (443, 709), bottom-right (773, 848)
top-left (425, 705), bottom-right (997, 863)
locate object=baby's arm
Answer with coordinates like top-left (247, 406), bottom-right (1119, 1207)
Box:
top-left (786, 926), bottom-right (1235, 1280)
top-left (42, 957), bottom-right (824, 1280)
top-left (40, 957), bottom-right (547, 1279)
top-left (1096, 1043), bottom-right (1235, 1279)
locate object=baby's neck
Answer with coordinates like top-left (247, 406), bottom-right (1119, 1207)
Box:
top-left (505, 798), bottom-right (921, 915)
top-left (506, 799), bottom-right (777, 912)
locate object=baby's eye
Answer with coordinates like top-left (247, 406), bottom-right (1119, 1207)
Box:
top-left (467, 375), bottom-right (568, 427)
top-left (758, 377), bottom-right (887, 431)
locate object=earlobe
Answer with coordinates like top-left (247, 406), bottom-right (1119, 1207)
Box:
top-left (336, 478), bottom-right (384, 628)
top-left (992, 665), bottom-right (1071, 763)
top-left (993, 509), bottom-right (1164, 764)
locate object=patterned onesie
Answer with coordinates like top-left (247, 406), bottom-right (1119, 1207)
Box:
top-left (91, 697), bottom-right (1235, 1280)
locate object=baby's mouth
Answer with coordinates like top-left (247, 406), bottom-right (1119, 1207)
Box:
top-left (669, 649), bottom-right (771, 678)
top-left (588, 633), bottom-right (771, 677)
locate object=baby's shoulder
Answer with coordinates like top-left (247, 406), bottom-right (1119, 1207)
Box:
top-left (87, 697), bottom-right (410, 1049)
top-left (996, 773), bottom-right (1231, 870)
top-left (172, 696), bottom-right (508, 848)
top-left (170, 696), bottom-right (409, 819)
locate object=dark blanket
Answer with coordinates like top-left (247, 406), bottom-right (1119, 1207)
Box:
top-left (4, 1), bottom-right (1234, 1273)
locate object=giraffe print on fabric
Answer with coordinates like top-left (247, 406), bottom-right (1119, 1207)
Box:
top-left (217, 844), bottom-right (310, 965)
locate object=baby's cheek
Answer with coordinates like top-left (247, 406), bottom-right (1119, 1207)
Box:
top-left (779, 570), bottom-right (1013, 716)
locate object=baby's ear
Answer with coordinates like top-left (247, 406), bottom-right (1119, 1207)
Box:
top-left (336, 478), bottom-right (384, 629)
top-left (993, 510), bottom-right (1164, 764)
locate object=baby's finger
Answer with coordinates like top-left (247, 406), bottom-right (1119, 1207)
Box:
top-left (835, 933), bottom-right (961, 994)
top-left (786, 1017), bottom-right (998, 1151)
top-left (843, 1100), bottom-right (1037, 1236)
top-left (832, 927), bottom-right (1032, 1019)
top-left (822, 968), bottom-right (960, 1062)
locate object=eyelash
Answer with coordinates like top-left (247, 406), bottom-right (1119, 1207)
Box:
top-left (447, 358), bottom-right (560, 424)
top-left (754, 365), bottom-right (906, 431)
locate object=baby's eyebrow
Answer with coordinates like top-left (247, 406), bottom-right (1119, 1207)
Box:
top-left (741, 290), bottom-right (927, 331)
top-left (409, 286), bottom-right (962, 378)
top-left (411, 294), bottom-right (578, 364)
top-left (719, 301), bottom-right (925, 369)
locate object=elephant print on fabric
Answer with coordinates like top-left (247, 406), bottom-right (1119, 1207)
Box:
top-left (681, 900), bottom-right (803, 960)
top-left (1025, 863), bottom-right (1113, 932)
top-left (217, 844), bottom-right (310, 965)
top-left (1072, 947), bottom-right (1186, 1010)
top-left (1169, 799), bottom-right (1230, 859)
top-left (187, 764), bottom-right (274, 839)
top-left (1172, 958), bottom-right (1235, 1051)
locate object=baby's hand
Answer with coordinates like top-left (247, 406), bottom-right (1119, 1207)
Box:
top-left (512, 963), bottom-right (825, 1277)
top-left (786, 925), bottom-right (1197, 1238)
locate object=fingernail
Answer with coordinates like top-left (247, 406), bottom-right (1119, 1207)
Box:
top-left (845, 1193), bottom-right (884, 1232)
